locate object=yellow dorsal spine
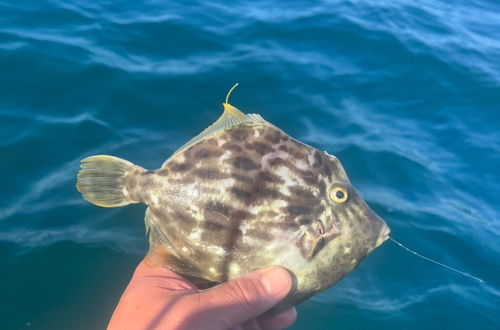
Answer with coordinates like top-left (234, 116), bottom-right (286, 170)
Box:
top-left (225, 83), bottom-right (238, 104)
top-left (223, 83), bottom-right (245, 119)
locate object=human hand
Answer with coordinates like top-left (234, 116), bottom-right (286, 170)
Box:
top-left (107, 262), bottom-right (297, 330)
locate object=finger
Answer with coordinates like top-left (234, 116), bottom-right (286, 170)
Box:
top-left (108, 263), bottom-right (196, 330)
top-left (196, 282), bottom-right (218, 290)
top-left (229, 308), bottom-right (297, 330)
top-left (184, 267), bottom-right (292, 329)
top-left (254, 307), bottom-right (297, 329)
top-left (131, 262), bottom-right (198, 292)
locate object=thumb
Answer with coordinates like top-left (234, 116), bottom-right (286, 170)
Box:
top-left (186, 267), bottom-right (292, 329)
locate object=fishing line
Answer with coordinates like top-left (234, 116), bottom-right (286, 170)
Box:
top-left (388, 237), bottom-right (484, 283)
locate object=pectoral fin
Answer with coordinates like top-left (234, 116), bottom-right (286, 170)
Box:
top-left (299, 231), bottom-right (325, 259)
top-left (297, 221), bottom-right (327, 259)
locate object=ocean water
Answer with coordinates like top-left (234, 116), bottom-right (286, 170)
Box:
top-left (1, 0), bottom-right (499, 329)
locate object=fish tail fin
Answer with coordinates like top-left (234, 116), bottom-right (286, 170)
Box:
top-left (77, 155), bottom-right (135, 208)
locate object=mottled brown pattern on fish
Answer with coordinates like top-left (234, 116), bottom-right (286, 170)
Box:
top-left (135, 123), bottom-right (317, 277)
top-left (194, 148), bottom-right (224, 159)
top-left (268, 157), bottom-right (284, 167)
top-left (77, 101), bottom-right (390, 316)
top-left (258, 171), bottom-right (284, 184)
top-left (123, 167), bottom-right (158, 203)
top-left (289, 186), bottom-right (316, 200)
top-left (299, 170), bottom-right (319, 185)
top-left (206, 199), bottom-right (229, 214)
top-left (118, 120), bottom-right (387, 311)
top-left (231, 187), bottom-right (252, 200)
top-left (233, 157), bottom-right (261, 171)
top-left (313, 150), bottom-right (323, 168)
top-left (231, 129), bottom-right (250, 141)
top-left (245, 228), bottom-right (274, 241)
top-left (264, 130), bottom-right (282, 144)
top-left (231, 173), bottom-right (253, 183)
top-left (157, 168), bottom-right (170, 176)
top-left (287, 143), bottom-right (308, 159)
top-left (226, 144), bottom-right (243, 153)
top-left (193, 168), bottom-right (228, 180)
top-left (170, 162), bottom-right (192, 172)
top-left (245, 141), bottom-right (274, 156)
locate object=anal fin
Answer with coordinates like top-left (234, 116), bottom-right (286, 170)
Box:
top-left (143, 245), bottom-right (215, 285)
top-left (144, 208), bottom-right (216, 285)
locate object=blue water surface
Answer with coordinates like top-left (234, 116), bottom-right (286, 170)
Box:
top-left (1, 0), bottom-right (499, 329)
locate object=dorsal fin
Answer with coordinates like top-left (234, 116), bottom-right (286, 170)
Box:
top-left (162, 89), bottom-right (266, 167)
top-left (172, 104), bottom-right (265, 157)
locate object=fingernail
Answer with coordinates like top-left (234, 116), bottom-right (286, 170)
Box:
top-left (261, 267), bottom-right (290, 297)
top-left (275, 307), bottom-right (297, 320)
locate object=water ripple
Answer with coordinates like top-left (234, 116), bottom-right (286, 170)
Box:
top-left (1, 0), bottom-right (500, 328)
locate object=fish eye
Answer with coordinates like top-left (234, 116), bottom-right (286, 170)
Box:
top-left (329, 185), bottom-right (348, 204)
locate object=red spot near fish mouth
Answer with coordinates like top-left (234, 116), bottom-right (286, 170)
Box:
top-left (323, 221), bottom-right (341, 237)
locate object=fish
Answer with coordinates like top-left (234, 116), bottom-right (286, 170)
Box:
top-left (76, 86), bottom-right (390, 314)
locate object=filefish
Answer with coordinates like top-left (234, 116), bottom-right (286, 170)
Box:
top-left (76, 86), bottom-right (390, 314)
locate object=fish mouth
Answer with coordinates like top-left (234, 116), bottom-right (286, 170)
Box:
top-left (374, 222), bottom-right (390, 248)
top-left (383, 225), bottom-right (391, 241)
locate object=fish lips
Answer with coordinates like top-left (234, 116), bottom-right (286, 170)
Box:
top-left (373, 213), bottom-right (390, 248)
